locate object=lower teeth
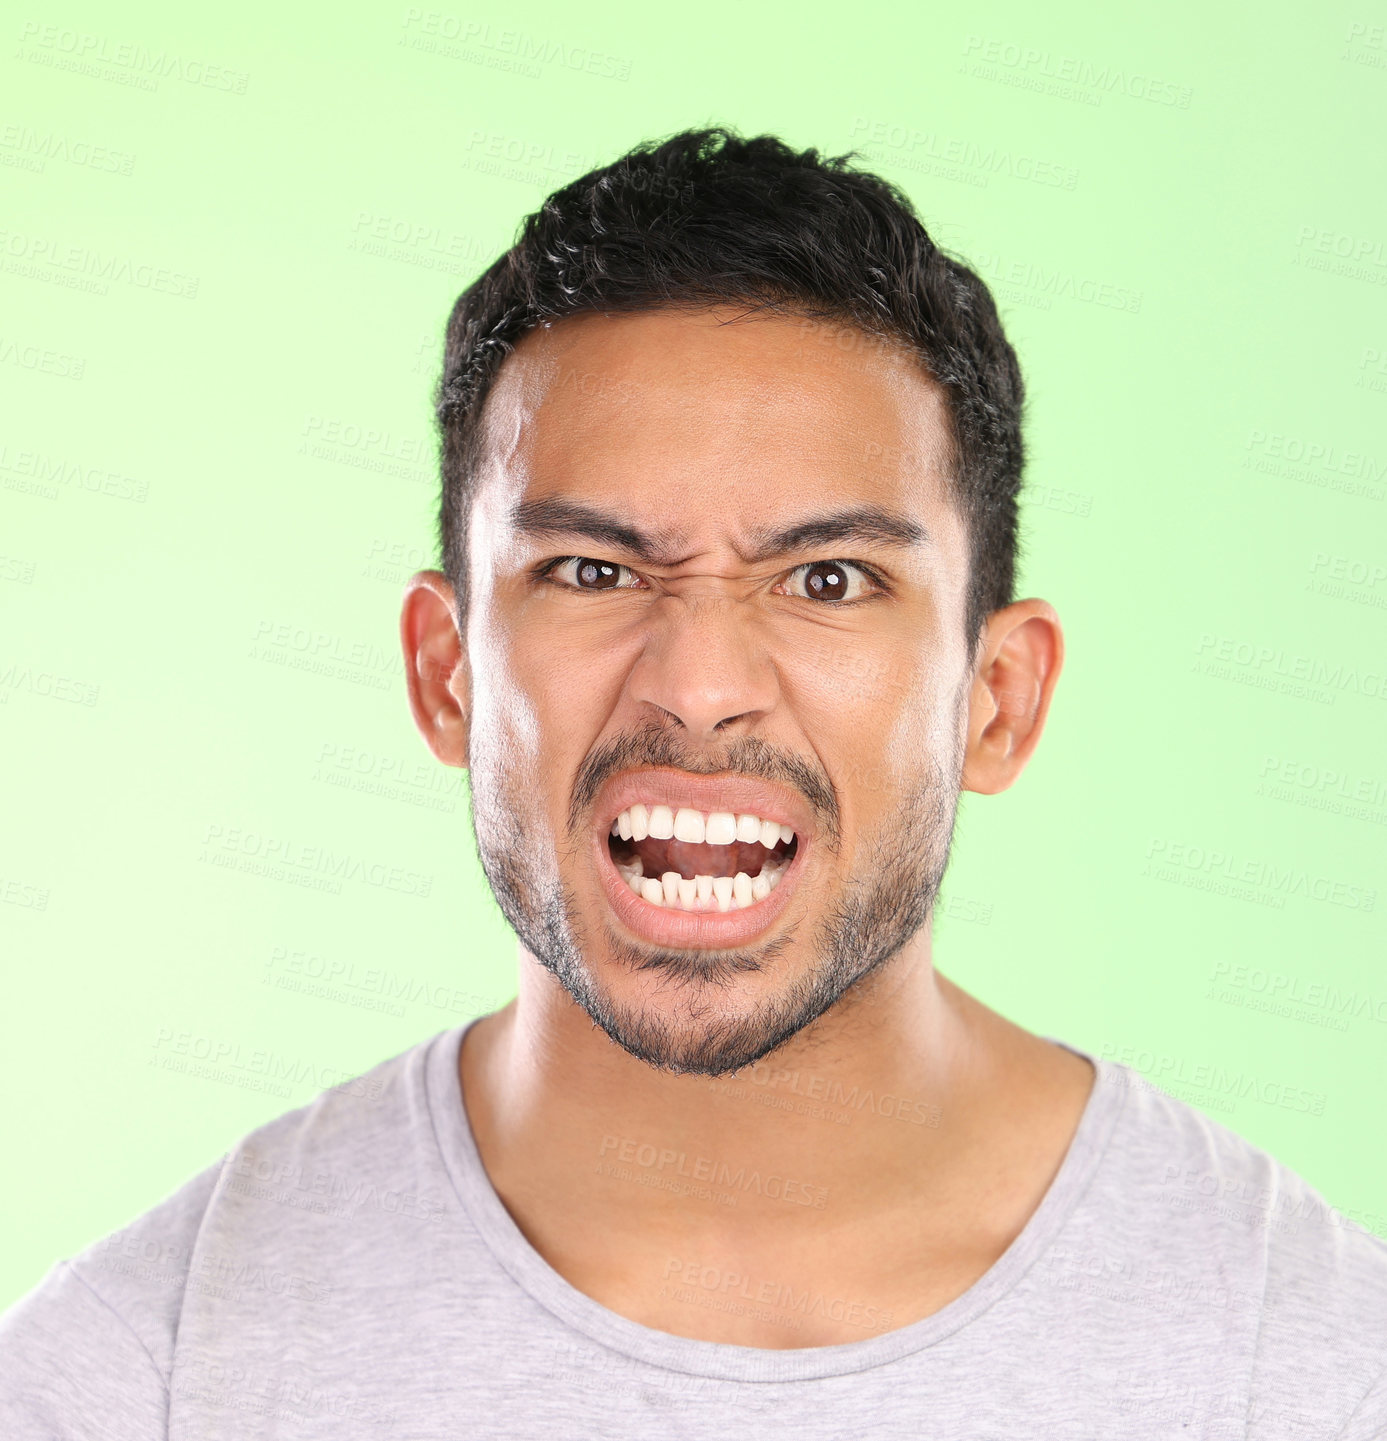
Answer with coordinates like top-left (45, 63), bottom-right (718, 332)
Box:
top-left (617, 857), bottom-right (788, 912)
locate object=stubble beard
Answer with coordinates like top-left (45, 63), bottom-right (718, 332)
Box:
top-left (466, 718), bottom-right (965, 1078)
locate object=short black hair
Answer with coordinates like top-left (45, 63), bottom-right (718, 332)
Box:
top-left (433, 125), bottom-right (1025, 661)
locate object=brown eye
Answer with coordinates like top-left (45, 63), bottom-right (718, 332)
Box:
top-left (786, 560), bottom-right (874, 604)
top-left (549, 557), bottom-right (640, 591)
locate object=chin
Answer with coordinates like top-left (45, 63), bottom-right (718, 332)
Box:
top-left (560, 934), bottom-right (833, 1078)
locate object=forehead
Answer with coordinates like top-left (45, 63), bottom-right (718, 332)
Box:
top-left (472, 305), bottom-right (960, 556)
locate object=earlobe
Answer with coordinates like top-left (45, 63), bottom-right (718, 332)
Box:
top-left (400, 571), bottom-right (470, 769)
top-left (960, 600), bottom-right (1063, 796)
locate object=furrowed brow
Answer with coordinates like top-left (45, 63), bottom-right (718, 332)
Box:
top-left (739, 506), bottom-right (930, 562)
top-left (509, 497), bottom-right (687, 563)
top-left (508, 497), bottom-right (929, 565)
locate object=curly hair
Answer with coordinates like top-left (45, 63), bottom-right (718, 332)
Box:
top-left (433, 125), bottom-right (1025, 660)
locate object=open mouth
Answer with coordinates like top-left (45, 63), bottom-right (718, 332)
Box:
top-left (606, 803), bottom-right (800, 913)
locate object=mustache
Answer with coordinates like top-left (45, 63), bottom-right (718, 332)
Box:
top-left (567, 719), bottom-right (839, 846)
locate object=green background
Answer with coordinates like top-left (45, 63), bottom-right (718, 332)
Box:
top-left (3, 1), bottom-right (1385, 1310)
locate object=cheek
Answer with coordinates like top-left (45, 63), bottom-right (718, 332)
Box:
top-left (795, 645), bottom-right (943, 741)
top-left (468, 620), bottom-right (545, 764)
top-left (821, 662), bottom-right (961, 802)
top-left (793, 639), bottom-right (899, 714)
top-left (472, 613), bottom-right (620, 784)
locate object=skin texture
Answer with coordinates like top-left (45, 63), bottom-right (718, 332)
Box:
top-left (400, 304), bottom-right (1095, 1347)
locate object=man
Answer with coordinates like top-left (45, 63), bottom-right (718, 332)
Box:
top-left (2, 126), bottom-right (1384, 1438)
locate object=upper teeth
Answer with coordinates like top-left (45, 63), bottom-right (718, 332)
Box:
top-left (611, 805), bottom-right (794, 849)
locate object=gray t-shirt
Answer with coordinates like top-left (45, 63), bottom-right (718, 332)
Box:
top-left (2, 1021), bottom-right (1385, 1438)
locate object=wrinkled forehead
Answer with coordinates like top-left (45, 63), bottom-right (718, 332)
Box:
top-left (470, 306), bottom-right (963, 558)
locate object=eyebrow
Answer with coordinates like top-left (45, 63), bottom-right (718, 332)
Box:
top-left (507, 497), bottom-right (930, 565)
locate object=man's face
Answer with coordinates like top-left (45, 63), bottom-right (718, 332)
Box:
top-left (461, 305), bottom-right (975, 1076)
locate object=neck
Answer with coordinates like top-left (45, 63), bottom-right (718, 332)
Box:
top-left (459, 930), bottom-right (1068, 1229)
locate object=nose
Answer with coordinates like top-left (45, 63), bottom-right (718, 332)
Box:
top-left (625, 590), bottom-right (780, 742)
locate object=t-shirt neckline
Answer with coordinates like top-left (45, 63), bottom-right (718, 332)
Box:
top-left (424, 1019), bottom-right (1127, 1383)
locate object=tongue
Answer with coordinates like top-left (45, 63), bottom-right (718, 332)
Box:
top-left (630, 836), bottom-right (774, 880)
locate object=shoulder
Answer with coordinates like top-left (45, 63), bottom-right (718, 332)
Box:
top-left (1093, 1057), bottom-right (1387, 1428)
top-left (0, 1028), bottom-right (450, 1422)
top-left (1098, 1059), bottom-right (1387, 1296)
top-left (0, 1159), bottom-right (222, 1437)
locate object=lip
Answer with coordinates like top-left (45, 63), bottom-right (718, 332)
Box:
top-left (591, 768), bottom-right (814, 948)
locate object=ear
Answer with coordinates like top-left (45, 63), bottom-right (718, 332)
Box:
top-left (400, 571), bottom-right (469, 769)
top-left (960, 598), bottom-right (1064, 796)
